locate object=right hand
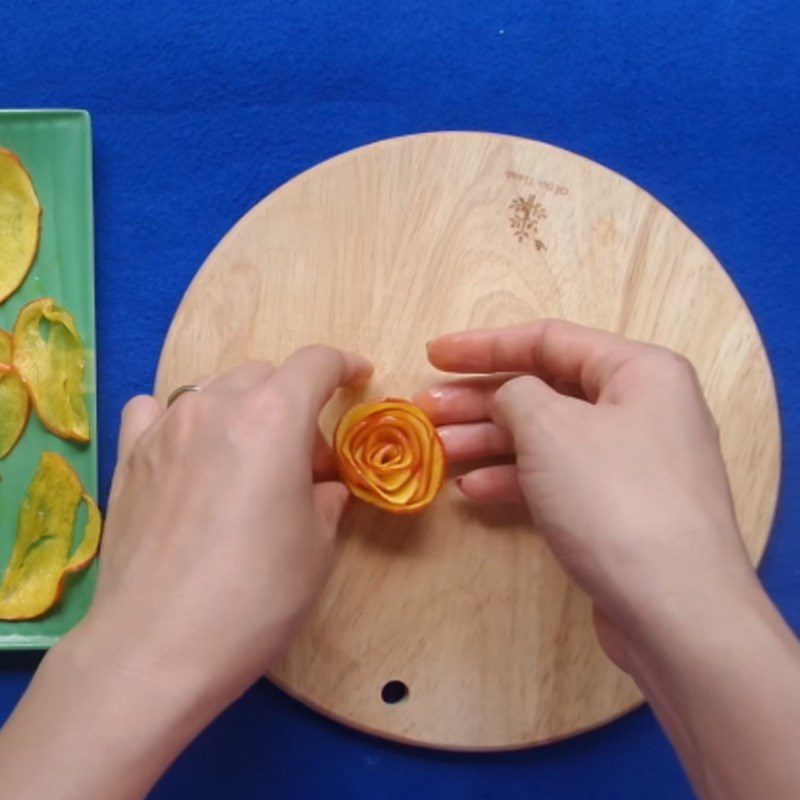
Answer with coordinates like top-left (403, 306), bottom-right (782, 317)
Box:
top-left (417, 320), bottom-right (761, 668)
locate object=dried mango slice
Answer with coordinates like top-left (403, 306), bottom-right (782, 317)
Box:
top-left (0, 330), bottom-right (29, 457)
top-left (13, 298), bottom-right (90, 442)
top-left (334, 398), bottom-right (446, 514)
top-left (0, 148), bottom-right (41, 303)
top-left (0, 452), bottom-right (101, 620)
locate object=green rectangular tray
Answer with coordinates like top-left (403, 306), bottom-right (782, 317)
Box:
top-left (0, 110), bottom-right (97, 649)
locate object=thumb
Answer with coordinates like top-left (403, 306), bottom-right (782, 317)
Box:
top-left (118, 395), bottom-right (162, 462)
top-left (109, 395), bottom-right (162, 504)
top-left (313, 481), bottom-right (351, 537)
top-left (491, 374), bottom-right (564, 438)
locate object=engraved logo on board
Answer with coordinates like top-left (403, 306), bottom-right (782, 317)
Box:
top-left (505, 170), bottom-right (569, 252)
top-left (508, 194), bottom-right (548, 251)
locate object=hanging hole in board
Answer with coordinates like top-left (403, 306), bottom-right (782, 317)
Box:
top-left (381, 680), bottom-right (408, 704)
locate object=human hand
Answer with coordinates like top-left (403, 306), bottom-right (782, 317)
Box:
top-left (0, 347), bottom-right (372, 800)
top-left (74, 347), bottom-right (372, 709)
top-left (417, 320), bottom-right (760, 667)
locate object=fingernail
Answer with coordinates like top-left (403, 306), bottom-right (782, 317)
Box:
top-left (358, 357), bottom-right (375, 373)
top-left (413, 386), bottom-right (446, 412)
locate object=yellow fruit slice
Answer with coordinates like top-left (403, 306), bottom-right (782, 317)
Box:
top-left (13, 298), bottom-right (90, 443)
top-left (0, 330), bottom-right (30, 458)
top-left (0, 148), bottom-right (41, 304)
top-left (0, 452), bottom-right (102, 620)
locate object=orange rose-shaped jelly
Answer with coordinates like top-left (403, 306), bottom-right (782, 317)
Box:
top-left (334, 398), bottom-right (446, 514)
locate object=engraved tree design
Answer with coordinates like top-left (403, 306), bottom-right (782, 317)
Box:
top-left (508, 194), bottom-right (547, 251)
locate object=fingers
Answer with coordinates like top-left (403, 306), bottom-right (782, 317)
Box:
top-left (168, 362), bottom-right (276, 404)
top-left (416, 372), bottom-right (581, 464)
top-left (456, 465), bottom-right (525, 504)
top-left (207, 360), bottom-right (275, 393)
top-left (427, 320), bottom-right (644, 401)
top-left (492, 375), bottom-right (565, 438)
top-left (118, 395), bottom-right (162, 462)
top-left (438, 422), bottom-right (514, 462)
top-left (269, 346), bottom-right (373, 422)
top-left (414, 376), bottom-right (509, 424)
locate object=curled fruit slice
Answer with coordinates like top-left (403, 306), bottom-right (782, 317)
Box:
top-left (0, 452), bottom-right (101, 620)
top-left (13, 298), bottom-right (90, 442)
top-left (334, 398), bottom-right (446, 514)
top-left (0, 148), bottom-right (41, 303)
top-left (0, 331), bottom-right (29, 458)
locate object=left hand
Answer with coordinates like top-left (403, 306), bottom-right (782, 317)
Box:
top-left (77, 346), bottom-right (372, 709)
top-left (0, 346), bottom-right (372, 800)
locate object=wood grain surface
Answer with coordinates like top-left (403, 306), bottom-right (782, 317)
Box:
top-left (155, 133), bottom-right (781, 750)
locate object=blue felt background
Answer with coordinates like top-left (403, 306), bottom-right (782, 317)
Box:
top-left (2, 1), bottom-right (799, 797)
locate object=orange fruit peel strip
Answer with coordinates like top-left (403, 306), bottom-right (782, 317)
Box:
top-left (0, 452), bottom-right (102, 620)
top-left (0, 330), bottom-right (30, 458)
top-left (334, 398), bottom-right (446, 514)
top-left (12, 298), bottom-right (90, 443)
top-left (0, 148), bottom-right (41, 304)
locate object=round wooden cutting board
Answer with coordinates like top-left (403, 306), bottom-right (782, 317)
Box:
top-left (155, 133), bottom-right (781, 750)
